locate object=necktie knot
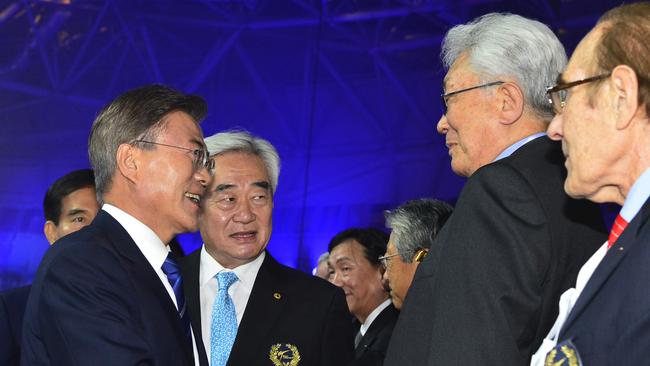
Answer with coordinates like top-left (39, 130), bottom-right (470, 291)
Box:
top-left (217, 271), bottom-right (238, 290)
top-left (161, 254), bottom-right (181, 279)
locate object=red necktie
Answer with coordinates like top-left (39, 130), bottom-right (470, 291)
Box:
top-left (607, 214), bottom-right (629, 249)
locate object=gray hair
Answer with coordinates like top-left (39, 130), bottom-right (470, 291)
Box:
top-left (89, 84), bottom-right (207, 204)
top-left (385, 198), bottom-right (453, 263)
top-left (442, 13), bottom-right (567, 120)
top-left (317, 252), bottom-right (330, 265)
top-left (204, 130), bottom-right (280, 194)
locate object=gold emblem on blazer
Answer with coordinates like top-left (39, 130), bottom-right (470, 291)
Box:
top-left (544, 341), bottom-right (582, 366)
top-left (269, 343), bottom-right (301, 366)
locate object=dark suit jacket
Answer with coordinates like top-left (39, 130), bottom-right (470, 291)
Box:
top-left (384, 137), bottom-right (606, 365)
top-left (21, 210), bottom-right (195, 366)
top-left (351, 303), bottom-right (399, 366)
top-left (556, 198), bottom-right (650, 365)
top-left (0, 285), bottom-right (30, 366)
top-left (182, 249), bottom-right (355, 366)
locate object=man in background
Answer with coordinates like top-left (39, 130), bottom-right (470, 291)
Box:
top-left (0, 168), bottom-right (98, 366)
top-left (381, 198), bottom-right (452, 310)
top-left (22, 84), bottom-right (211, 365)
top-left (385, 13), bottom-right (606, 365)
top-left (329, 228), bottom-right (396, 365)
top-left (182, 130), bottom-right (353, 366)
top-left (531, 3), bottom-right (650, 365)
top-left (313, 252), bottom-right (330, 280)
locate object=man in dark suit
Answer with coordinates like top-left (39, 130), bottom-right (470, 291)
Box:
top-left (384, 13), bottom-right (607, 366)
top-left (531, 3), bottom-right (650, 365)
top-left (328, 228), bottom-right (398, 366)
top-left (21, 85), bottom-right (212, 365)
top-left (182, 130), bottom-right (354, 366)
top-left (0, 168), bottom-right (98, 366)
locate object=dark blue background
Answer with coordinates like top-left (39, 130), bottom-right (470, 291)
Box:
top-left (0, 0), bottom-right (619, 290)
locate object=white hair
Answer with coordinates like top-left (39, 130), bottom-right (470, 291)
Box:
top-left (442, 13), bottom-right (567, 120)
top-left (204, 130), bottom-right (280, 194)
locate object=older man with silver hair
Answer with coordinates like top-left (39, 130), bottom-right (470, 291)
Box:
top-left (384, 13), bottom-right (606, 366)
top-left (381, 198), bottom-right (452, 310)
top-left (181, 130), bottom-right (354, 366)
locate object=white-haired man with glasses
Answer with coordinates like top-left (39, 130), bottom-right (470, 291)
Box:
top-left (22, 84), bottom-right (212, 366)
top-left (531, 3), bottom-right (650, 365)
top-left (385, 13), bottom-right (607, 366)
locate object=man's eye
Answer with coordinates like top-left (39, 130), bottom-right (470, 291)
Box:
top-left (72, 217), bottom-right (85, 223)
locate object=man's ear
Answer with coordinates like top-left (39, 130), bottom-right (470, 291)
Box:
top-left (115, 143), bottom-right (140, 183)
top-left (611, 64), bottom-right (639, 130)
top-left (44, 221), bottom-right (58, 245)
top-left (497, 82), bottom-right (524, 125)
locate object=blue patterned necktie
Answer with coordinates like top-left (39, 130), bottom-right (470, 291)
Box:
top-left (161, 253), bottom-right (193, 350)
top-left (211, 271), bottom-right (239, 366)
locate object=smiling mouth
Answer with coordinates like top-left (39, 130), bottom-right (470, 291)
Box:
top-left (184, 192), bottom-right (201, 204)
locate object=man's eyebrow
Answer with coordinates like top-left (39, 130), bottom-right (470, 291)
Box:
top-left (215, 183), bottom-right (236, 192)
top-left (253, 181), bottom-right (270, 190)
top-left (65, 209), bottom-right (87, 217)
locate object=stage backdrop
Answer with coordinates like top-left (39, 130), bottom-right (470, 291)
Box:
top-left (0, 0), bottom-right (617, 290)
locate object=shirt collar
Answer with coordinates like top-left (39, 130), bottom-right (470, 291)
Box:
top-left (199, 246), bottom-right (266, 291)
top-left (620, 168), bottom-right (650, 222)
top-left (494, 132), bottom-right (546, 162)
top-left (102, 204), bottom-right (169, 269)
top-left (360, 298), bottom-right (392, 336)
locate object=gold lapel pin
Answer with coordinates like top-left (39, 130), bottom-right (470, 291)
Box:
top-left (273, 292), bottom-right (282, 300)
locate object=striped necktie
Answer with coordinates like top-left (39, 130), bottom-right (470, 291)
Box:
top-left (211, 271), bottom-right (239, 366)
top-left (161, 253), bottom-right (193, 349)
top-left (607, 213), bottom-right (629, 249)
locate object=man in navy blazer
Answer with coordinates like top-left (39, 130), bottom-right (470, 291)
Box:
top-left (531, 3), bottom-right (650, 365)
top-left (21, 85), bottom-right (212, 365)
top-left (182, 130), bottom-right (354, 366)
top-left (0, 169), bottom-right (98, 366)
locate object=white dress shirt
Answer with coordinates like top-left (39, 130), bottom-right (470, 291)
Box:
top-left (199, 246), bottom-right (265, 359)
top-left (102, 204), bottom-right (199, 366)
top-left (360, 298), bottom-right (392, 336)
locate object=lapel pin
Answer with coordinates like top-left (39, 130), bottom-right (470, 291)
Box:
top-left (273, 292), bottom-right (282, 300)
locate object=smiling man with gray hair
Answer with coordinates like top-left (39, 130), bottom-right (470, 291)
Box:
top-left (384, 13), bottom-right (606, 366)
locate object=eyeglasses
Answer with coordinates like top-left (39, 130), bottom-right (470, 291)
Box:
top-left (133, 140), bottom-right (215, 173)
top-left (545, 73), bottom-right (611, 114)
top-left (441, 81), bottom-right (505, 115)
top-left (378, 253), bottom-right (400, 268)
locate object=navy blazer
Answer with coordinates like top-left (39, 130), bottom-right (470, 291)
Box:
top-left (21, 210), bottom-right (195, 366)
top-left (182, 249), bottom-right (355, 366)
top-left (385, 138), bottom-right (606, 365)
top-left (0, 285), bottom-right (30, 366)
top-left (556, 198), bottom-right (650, 365)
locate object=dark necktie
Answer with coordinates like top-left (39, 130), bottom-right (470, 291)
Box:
top-left (161, 253), bottom-right (193, 350)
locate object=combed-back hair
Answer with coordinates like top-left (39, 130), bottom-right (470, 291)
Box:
top-left (441, 13), bottom-right (567, 120)
top-left (385, 198), bottom-right (453, 262)
top-left (596, 2), bottom-right (650, 117)
top-left (204, 130), bottom-right (281, 195)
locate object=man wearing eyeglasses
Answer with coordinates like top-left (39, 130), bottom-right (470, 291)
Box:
top-left (530, 3), bottom-right (650, 365)
top-left (22, 84), bottom-right (212, 366)
top-left (384, 13), bottom-right (607, 366)
top-left (381, 199), bottom-right (452, 311)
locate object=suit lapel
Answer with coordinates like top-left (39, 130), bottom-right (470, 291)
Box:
top-left (95, 211), bottom-right (195, 365)
top-left (561, 200), bottom-right (650, 334)
top-left (180, 249), bottom-right (208, 365)
top-left (227, 253), bottom-right (287, 365)
top-left (355, 304), bottom-right (398, 357)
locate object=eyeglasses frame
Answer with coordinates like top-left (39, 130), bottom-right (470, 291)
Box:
top-left (133, 139), bottom-right (215, 173)
top-left (441, 81), bottom-right (505, 114)
top-left (545, 73), bottom-right (611, 114)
